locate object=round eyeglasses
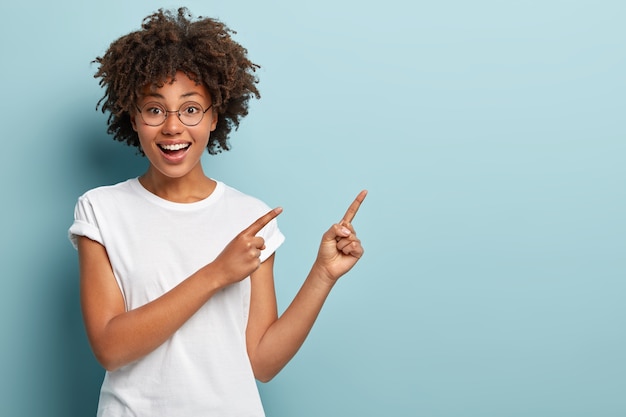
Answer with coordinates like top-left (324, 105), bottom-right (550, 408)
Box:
top-left (136, 101), bottom-right (213, 127)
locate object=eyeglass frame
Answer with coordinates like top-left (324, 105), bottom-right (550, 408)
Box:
top-left (135, 101), bottom-right (214, 127)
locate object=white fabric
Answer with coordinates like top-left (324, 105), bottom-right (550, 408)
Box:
top-left (69, 178), bottom-right (284, 417)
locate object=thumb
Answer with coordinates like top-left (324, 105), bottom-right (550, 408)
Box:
top-left (323, 223), bottom-right (352, 242)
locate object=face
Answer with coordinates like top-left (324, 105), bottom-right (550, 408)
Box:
top-left (131, 71), bottom-right (218, 180)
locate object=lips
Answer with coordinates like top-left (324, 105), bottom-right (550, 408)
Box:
top-left (157, 142), bottom-right (191, 162)
top-left (159, 143), bottom-right (190, 152)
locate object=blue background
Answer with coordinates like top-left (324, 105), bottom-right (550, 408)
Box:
top-left (1, 1), bottom-right (624, 416)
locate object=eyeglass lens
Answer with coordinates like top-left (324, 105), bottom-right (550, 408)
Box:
top-left (139, 101), bottom-right (208, 126)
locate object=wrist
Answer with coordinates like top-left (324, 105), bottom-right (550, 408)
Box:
top-left (308, 262), bottom-right (338, 290)
top-left (197, 262), bottom-right (228, 293)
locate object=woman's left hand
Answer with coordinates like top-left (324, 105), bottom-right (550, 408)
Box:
top-left (313, 190), bottom-right (367, 283)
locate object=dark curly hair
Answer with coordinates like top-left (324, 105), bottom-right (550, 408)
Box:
top-left (94, 7), bottom-right (260, 155)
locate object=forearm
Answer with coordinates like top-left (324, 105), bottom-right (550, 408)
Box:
top-left (247, 192), bottom-right (367, 382)
top-left (249, 265), bottom-right (336, 382)
top-left (86, 265), bottom-right (222, 371)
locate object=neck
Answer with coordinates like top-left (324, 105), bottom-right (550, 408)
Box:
top-left (139, 167), bottom-right (216, 203)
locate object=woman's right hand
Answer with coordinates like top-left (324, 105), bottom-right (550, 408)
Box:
top-left (210, 207), bottom-right (282, 286)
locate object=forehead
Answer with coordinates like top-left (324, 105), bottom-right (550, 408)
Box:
top-left (138, 72), bottom-right (209, 100)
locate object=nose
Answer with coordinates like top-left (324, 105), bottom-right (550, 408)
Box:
top-left (161, 110), bottom-right (184, 134)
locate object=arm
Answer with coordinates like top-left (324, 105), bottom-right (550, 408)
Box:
top-left (246, 191), bottom-right (367, 382)
top-left (79, 208), bottom-right (283, 371)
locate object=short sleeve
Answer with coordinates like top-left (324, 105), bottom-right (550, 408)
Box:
top-left (68, 195), bottom-right (104, 249)
top-left (258, 217), bottom-right (285, 263)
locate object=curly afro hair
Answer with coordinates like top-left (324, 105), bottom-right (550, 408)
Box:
top-left (94, 7), bottom-right (260, 155)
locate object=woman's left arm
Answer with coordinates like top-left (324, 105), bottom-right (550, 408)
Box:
top-left (246, 191), bottom-right (367, 382)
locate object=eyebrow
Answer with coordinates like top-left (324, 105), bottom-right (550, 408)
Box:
top-left (142, 92), bottom-right (204, 99)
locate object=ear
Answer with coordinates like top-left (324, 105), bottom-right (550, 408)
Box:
top-left (130, 113), bottom-right (138, 132)
top-left (209, 109), bottom-right (218, 132)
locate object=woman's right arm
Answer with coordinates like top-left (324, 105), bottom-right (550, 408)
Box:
top-left (77, 207), bottom-right (281, 371)
top-left (78, 236), bottom-right (222, 371)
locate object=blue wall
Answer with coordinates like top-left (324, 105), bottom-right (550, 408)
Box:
top-left (1, 1), bottom-right (624, 416)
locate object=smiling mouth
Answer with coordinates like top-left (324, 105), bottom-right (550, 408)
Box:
top-left (158, 143), bottom-right (190, 154)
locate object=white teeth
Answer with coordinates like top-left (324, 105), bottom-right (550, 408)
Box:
top-left (160, 143), bottom-right (189, 151)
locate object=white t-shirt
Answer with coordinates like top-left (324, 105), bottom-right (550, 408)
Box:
top-left (69, 178), bottom-right (284, 417)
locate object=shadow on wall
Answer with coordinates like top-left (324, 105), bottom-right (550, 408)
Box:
top-left (54, 249), bottom-right (103, 416)
top-left (70, 113), bottom-right (148, 192)
top-left (54, 112), bottom-right (146, 415)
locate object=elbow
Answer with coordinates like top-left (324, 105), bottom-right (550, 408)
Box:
top-left (254, 369), bottom-right (277, 383)
top-left (92, 346), bottom-right (125, 372)
top-left (94, 353), bottom-right (121, 372)
top-left (250, 358), bottom-right (280, 383)
top-left (102, 364), bottom-right (120, 372)
top-left (100, 361), bottom-right (122, 373)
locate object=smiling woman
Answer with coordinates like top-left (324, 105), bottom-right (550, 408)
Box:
top-left (67, 7), bottom-right (367, 417)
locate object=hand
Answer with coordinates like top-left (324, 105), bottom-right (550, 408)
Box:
top-left (211, 208), bottom-right (283, 286)
top-left (314, 190), bottom-right (367, 283)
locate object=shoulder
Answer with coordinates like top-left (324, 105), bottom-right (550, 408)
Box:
top-left (215, 182), bottom-right (282, 237)
top-left (77, 178), bottom-right (140, 204)
top-left (72, 179), bottom-right (144, 220)
top-left (79, 178), bottom-right (137, 198)
top-left (218, 182), bottom-right (273, 214)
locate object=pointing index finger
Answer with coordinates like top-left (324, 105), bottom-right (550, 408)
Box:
top-left (244, 207), bottom-right (283, 236)
top-left (341, 190), bottom-right (368, 224)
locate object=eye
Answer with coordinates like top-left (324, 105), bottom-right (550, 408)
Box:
top-left (181, 102), bottom-right (202, 115)
top-left (143, 103), bottom-right (164, 115)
